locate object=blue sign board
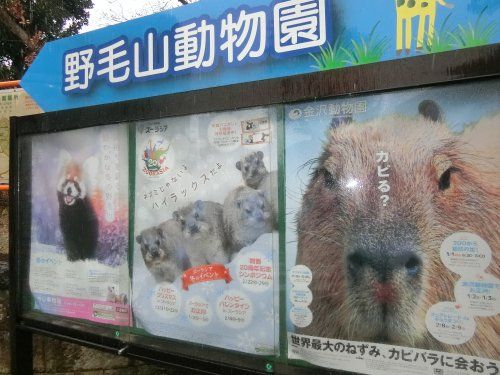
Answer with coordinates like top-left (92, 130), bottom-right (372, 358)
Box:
top-left (21, 0), bottom-right (500, 112)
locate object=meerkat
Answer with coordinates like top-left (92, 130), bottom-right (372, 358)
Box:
top-left (223, 186), bottom-right (274, 253)
top-left (106, 286), bottom-right (128, 304)
top-left (236, 151), bottom-right (278, 224)
top-left (136, 219), bottom-right (190, 283)
top-left (173, 200), bottom-right (229, 266)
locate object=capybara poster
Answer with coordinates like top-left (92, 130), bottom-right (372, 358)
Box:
top-left (29, 125), bottom-right (130, 326)
top-left (285, 79), bottom-right (499, 374)
top-left (132, 107), bottom-right (279, 355)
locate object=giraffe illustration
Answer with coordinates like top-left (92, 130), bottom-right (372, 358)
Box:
top-left (395, 0), bottom-right (454, 54)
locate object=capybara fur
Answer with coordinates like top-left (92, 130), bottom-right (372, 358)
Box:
top-left (296, 100), bottom-right (499, 358)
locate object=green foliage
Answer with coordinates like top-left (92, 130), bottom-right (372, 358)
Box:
top-left (421, 13), bottom-right (454, 53)
top-left (449, 6), bottom-right (496, 48)
top-left (0, 0), bottom-right (93, 80)
top-left (341, 21), bottom-right (389, 65)
top-left (309, 35), bottom-right (346, 70)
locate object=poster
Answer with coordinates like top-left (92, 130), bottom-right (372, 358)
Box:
top-left (285, 80), bottom-right (499, 374)
top-left (0, 88), bottom-right (42, 184)
top-left (133, 107), bottom-right (279, 354)
top-left (29, 125), bottom-right (130, 326)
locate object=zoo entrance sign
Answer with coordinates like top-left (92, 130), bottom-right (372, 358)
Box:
top-left (21, 0), bottom-right (500, 111)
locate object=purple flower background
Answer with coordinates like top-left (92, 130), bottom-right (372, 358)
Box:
top-left (30, 126), bottom-right (129, 267)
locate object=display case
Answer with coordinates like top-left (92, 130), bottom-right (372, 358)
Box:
top-left (10, 42), bottom-right (500, 374)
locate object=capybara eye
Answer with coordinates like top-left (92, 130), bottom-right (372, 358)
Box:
top-left (347, 253), bottom-right (364, 274)
top-left (438, 167), bottom-right (458, 191)
top-left (405, 255), bottom-right (422, 277)
top-left (321, 168), bottom-right (336, 190)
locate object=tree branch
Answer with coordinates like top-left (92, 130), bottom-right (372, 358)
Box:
top-left (178, 0), bottom-right (189, 4)
top-left (0, 7), bottom-right (33, 50)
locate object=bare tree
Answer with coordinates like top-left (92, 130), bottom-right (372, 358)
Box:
top-left (98, 0), bottom-right (196, 27)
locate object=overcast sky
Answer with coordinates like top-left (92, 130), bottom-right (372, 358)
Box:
top-left (80, 0), bottom-right (185, 33)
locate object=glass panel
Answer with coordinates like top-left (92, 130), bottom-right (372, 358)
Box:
top-left (21, 124), bottom-right (131, 334)
top-left (131, 106), bottom-right (280, 368)
top-left (285, 79), bottom-right (500, 373)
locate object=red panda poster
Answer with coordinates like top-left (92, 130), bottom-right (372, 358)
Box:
top-left (29, 124), bottom-right (130, 326)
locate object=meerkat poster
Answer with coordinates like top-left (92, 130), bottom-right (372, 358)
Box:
top-left (132, 107), bottom-right (279, 355)
top-left (285, 79), bottom-right (499, 374)
top-left (28, 124), bottom-right (130, 326)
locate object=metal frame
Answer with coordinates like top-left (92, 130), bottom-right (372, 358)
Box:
top-left (9, 44), bottom-right (500, 374)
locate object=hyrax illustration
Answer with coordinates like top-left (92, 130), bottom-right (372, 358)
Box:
top-left (223, 186), bottom-right (274, 252)
top-left (296, 100), bottom-right (500, 358)
top-left (57, 151), bottom-right (99, 262)
top-left (136, 219), bottom-right (190, 283)
top-left (173, 200), bottom-right (229, 266)
top-left (236, 151), bottom-right (278, 223)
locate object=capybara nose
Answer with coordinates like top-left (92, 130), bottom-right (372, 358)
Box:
top-left (373, 281), bottom-right (396, 304)
top-left (150, 248), bottom-right (160, 258)
top-left (347, 247), bottom-right (422, 281)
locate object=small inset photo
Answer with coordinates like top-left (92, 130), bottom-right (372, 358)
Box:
top-left (241, 118), bottom-right (270, 145)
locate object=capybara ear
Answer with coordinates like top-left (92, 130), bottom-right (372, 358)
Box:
top-left (418, 100), bottom-right (443, 123)
top-left (257, 151), bottom-right (264, 159)
top-left (330, 115), bottom-right (352, 129)
top-left (172, 211), bottom-right (179, 221)
top-left (136, 235), bottom-right (142, 244)
top-left (236, 161), bottom-right (241, 170)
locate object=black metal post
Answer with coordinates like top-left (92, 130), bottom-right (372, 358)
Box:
top-left (9, 116), bottom-right (34, 374)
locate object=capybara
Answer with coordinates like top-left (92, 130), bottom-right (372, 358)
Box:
top-left (173, 200), bottom-right (229, 266)
top-left (296, 100), bottom-right (500, 358)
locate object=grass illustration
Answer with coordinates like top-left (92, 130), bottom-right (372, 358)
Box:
top-left (309, 33), bottom-right (346, 70)
top-left (421, 13), bottom-right (455, 53)
top-left (341, 22), bottom-right (389, 65)
top-left (449, 6), bottom-right (496, 48)
top-left (309, 22), bottom-right (388, 70)
top-left (310, 6), bottom-right (497, 70)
